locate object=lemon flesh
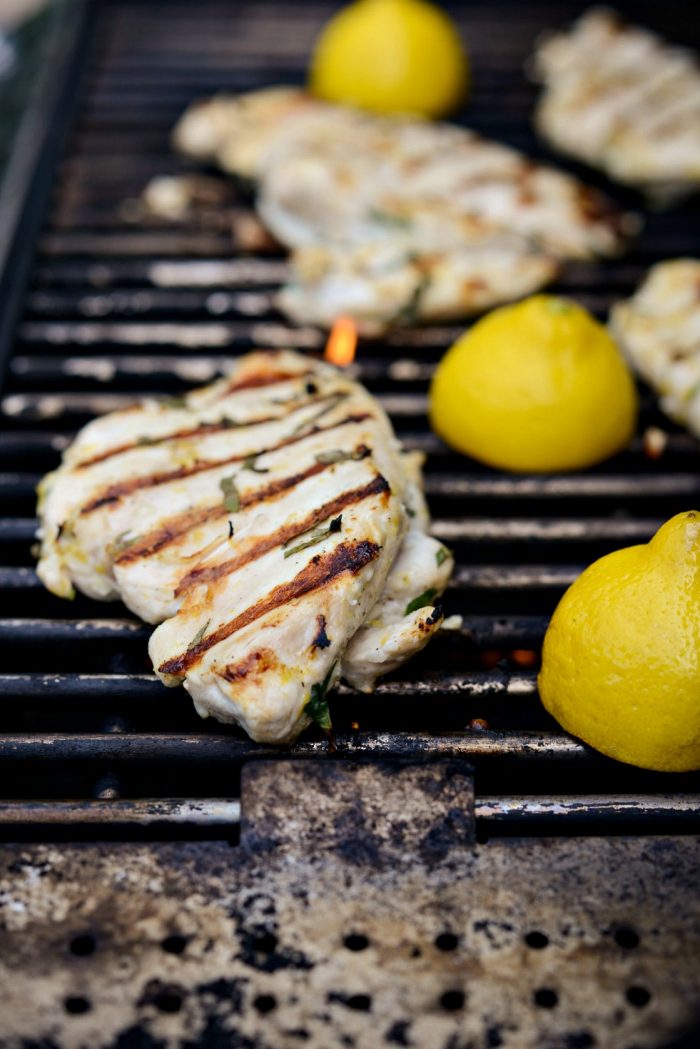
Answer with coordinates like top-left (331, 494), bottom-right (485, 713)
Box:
top-left (539, 512), bottom-right (700, 772)
top-left (429, 295), bottom-right (638, 473)
top-left (309, 0), bottom-right (469, 118)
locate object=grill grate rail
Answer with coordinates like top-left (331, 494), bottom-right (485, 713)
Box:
top-left (0, 0), bottom-right (700, 833)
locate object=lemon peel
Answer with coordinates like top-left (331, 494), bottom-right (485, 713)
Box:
top-left (428, 294), bottom-right (638, 473)
top-left (309, 0), bottom-right (469, 118)
top-left (539, 511), bottom-right (700, 772)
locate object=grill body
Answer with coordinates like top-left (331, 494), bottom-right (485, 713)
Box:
top-left (0, 2), bottom-right (699, 1046)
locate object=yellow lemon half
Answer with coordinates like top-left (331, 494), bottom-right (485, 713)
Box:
top-left (429, 295), bottom-right (638, 473)
top-left (309, 0), bottom-right (469, 118)
top-left (539, 512), bottom-right (700, 772)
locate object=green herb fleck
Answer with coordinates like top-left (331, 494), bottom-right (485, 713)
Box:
top-left (405, 507), bottom-right (416, 519)
top-left (109, 531), bottom-right (143, 557)
top-left (220, 416), bottom-right (242, 429)
top-left (161, 395), bottom-right (188, 409)
top-left (136, 435), bottom-right (157, 446)
top-left (315, 446), bottom-right (370, 465)
top-left (305, 662), bottom-right (336, 734)
top-left (241, 454), bottom-right (269, 474)
top-left (369, 207), bottom-right (413, 230)
top-left (404, 587), bottom-right (438, 616)
top-left (436, 546), bottom-right (451, 567)
top-left (283, 515), bottom-right (343, 559)
top-left (187, 619), bottom-right (210, 651)
top-left (219, 475), bottom-right (240, 513)
top-left (395, 273), bottom-right (431, 326)
top-left (290, 393), bottom-right (345, 435)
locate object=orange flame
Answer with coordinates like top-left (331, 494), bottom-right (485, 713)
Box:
top-left (324, 315), bottom-right (357, 368)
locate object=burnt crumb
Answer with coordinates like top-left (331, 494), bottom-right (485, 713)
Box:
top-left (228, 520), bottom-right (235, 539)
top-left (108, 1025), bottom-right (168, 1049)
top-left (236, 925), bottom-right (314, 973)
top-left (284, 1031), bottom-right (310, 1041)
top-left (195, 978), bottom-right (245, 1014)
top-left (138, 980), bottom-right (186, 1014)
top-left (329, 514), bottom-right (343, 533)
top-left (486, 1026), bottom-right (504, 1048)
top-left (328, 992), bottom-right (372, 1012)
top-left (182, 1015), bottom-right (261, 1049)
top-left (311, 614), bottom-right (332, 651)
top-left (425, 605), bottom-right (443, 626)
top-left (56, 521), bottom-right (65, 541)
top-left (386, 1019), bottom-right (413, 1045)
top-left (305, 381), bottom-right (318, 395)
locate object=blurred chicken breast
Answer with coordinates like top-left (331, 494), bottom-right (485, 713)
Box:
top-left (172, 86), bottom-right (636, 331)
top-left (610, 259), bottom-right (700, 436)
top-left (531, 8), bottom-right (700, 205)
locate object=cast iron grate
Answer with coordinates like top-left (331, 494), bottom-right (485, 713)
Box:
top-left (0, 0), bottom-right (699, 836)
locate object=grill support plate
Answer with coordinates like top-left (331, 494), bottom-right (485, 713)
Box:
top-left (0, 760), bottom-right (698, 1048)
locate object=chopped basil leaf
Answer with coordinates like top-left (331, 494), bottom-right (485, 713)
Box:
top-left (161, 395), bottom-right (187, 409)
top-left (305, 662), bottom-right (336, 733)
top-left (405, 507), bottom-right (416, 518)
top-left (404, 587), bottom-right (438, 616)
top-left (219, 475), bottom-right (240, 513)
top-left (436, 546), bottom-right (452, 567)
top-left (187, 619), bottom-right (211, 651)
top-left (283, 515), bottom-right (343, 559)
top-left (315, 446), bottom-right (370, 465)
top-left (241, 453), bottom-right (269, 474)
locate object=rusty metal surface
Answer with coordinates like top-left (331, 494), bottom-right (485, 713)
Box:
top-left (0, 761), bottom-right (698, 1049)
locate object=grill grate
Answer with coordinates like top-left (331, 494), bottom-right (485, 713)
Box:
top-left (1, 0), bottom-right (700, 824)
top-left (1, 4), bottom-right (700, 1046)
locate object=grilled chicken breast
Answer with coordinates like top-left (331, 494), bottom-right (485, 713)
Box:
top-left (172, 86), bottom-right (637, 332)
top-left (531, 8), bottom-right (700, 205)
top-left (610, 260), bottom-right (700, 437)
top-left (36, 351), bottom-right (452, 743)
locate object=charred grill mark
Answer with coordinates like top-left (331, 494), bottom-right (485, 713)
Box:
top-left (174, 474), bottom-right (390, 597)
top-left (158, 539), bottom-right (381, 678)
top-left (80, 401), bottom-right (365, 517)
top-left (74, 390), bottom-right (329, 470)
top-left (112, 423), bottom-right (372, 565)
top-left (218, 648), bottom-right (278, 684)
top-left (217, 367), bottom-right (317, 397)
top-left (311, 614), bottom-right (332, 651)
top-left (115, 461), bottom-right (330, 565)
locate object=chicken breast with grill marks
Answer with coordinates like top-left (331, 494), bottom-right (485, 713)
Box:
top-left (36, 351), bottom-right (452, 743)
top-left (531, 8), bottom-right (700, 205)
top-left (172, 86), bottom-right (637, 332)
top-left (609, 260), bottom-right (700, 437)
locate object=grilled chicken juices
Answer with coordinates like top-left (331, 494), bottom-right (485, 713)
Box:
top-left (36, 351), bottom-right (452, 743)
top-left (168, 86), bottom-right (638, 333)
